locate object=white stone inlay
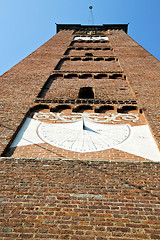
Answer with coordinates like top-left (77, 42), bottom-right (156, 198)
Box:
top-left (115, 125), bottom-right (160, 162)
top-left (74, 36), bottom-right (109, 41)
top-left (10, 118), bottom-right (160, 162)
top-left (33, 112), bottom-right (139, 123)
top-left (11, 118), bottom-right (43, 147)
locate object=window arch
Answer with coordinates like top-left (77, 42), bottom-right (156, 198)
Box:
top-left (79, 74), bottom-right (92, 79)
top-left (94, 74), bottom-right (108, 79)
top-left (117, 106), bottom-right (138, 113)
top-left (98, 105), bottom-right (114, 113)
top-left (51, 105), bottom-right (72, 113)
top-left (73, 105), bottom-right (93, 113)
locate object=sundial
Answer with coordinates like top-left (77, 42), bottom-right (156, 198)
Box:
top-left (38, 119), bottom-right (130, 153)
top-left (10, 111), bottom-right (160, 162)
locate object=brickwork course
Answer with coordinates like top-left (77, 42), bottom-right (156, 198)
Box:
top-left (0, 159), bottom-right (160, 240)
top-left (0, 24), bottom-right (160, 239)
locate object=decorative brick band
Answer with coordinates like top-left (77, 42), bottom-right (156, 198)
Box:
top-left (35, 98), bottom-right (137, 105)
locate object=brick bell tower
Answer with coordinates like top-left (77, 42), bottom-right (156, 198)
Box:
top-left (0, 24), bottom-right (160, 240)
top-left (1, 24), bottom-right (160, 161)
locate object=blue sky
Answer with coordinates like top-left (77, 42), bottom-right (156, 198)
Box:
top-left (0, 0), bottom-right (160, 76)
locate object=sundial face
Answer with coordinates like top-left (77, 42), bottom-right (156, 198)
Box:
top-left (9, 111), bottom-right (160, 161)
top-left (38, 119), bottom-right (130, 153)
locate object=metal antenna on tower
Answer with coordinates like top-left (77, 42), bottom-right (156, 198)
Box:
top-left (89, 6), bottom-right (94, 25)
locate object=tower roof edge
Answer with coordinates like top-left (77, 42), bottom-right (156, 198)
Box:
top-left (56, 24), bottom-right (128, 33)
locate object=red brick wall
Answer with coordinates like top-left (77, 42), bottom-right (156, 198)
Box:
top-left (72, 42), bottom-right (111, 47)
top-left (0, 30), bottom-right (74, 154)
top-left (109, 30), bottom-right (160, 148)
top-left (0, 159), bottom-right (159, 240)
top-left (45, 76), bottom-right (135, 101)
top-left (58, 58), bottom-right (122, 72)
top-left (67, 48), bottom-right (114, 56)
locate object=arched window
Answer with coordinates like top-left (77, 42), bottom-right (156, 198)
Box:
top-left (79, 74), bottom-right (92, 79)
top-left (109, 74), bottom-right (123, 79)
top-left (98, 105), bottom-right (114, 113)
top-left (51, 105), bottom-right (72, 113)
top-left (73, 105), bottom-right (93, 113)
top-left (64, 74), bottom-right (77, 79)
top-left (94, 57), bottom-right (104, 61)
top-left (94, 74), bottom-right (108, 79)
top-left (118, 106), bottom-right (138, 113)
